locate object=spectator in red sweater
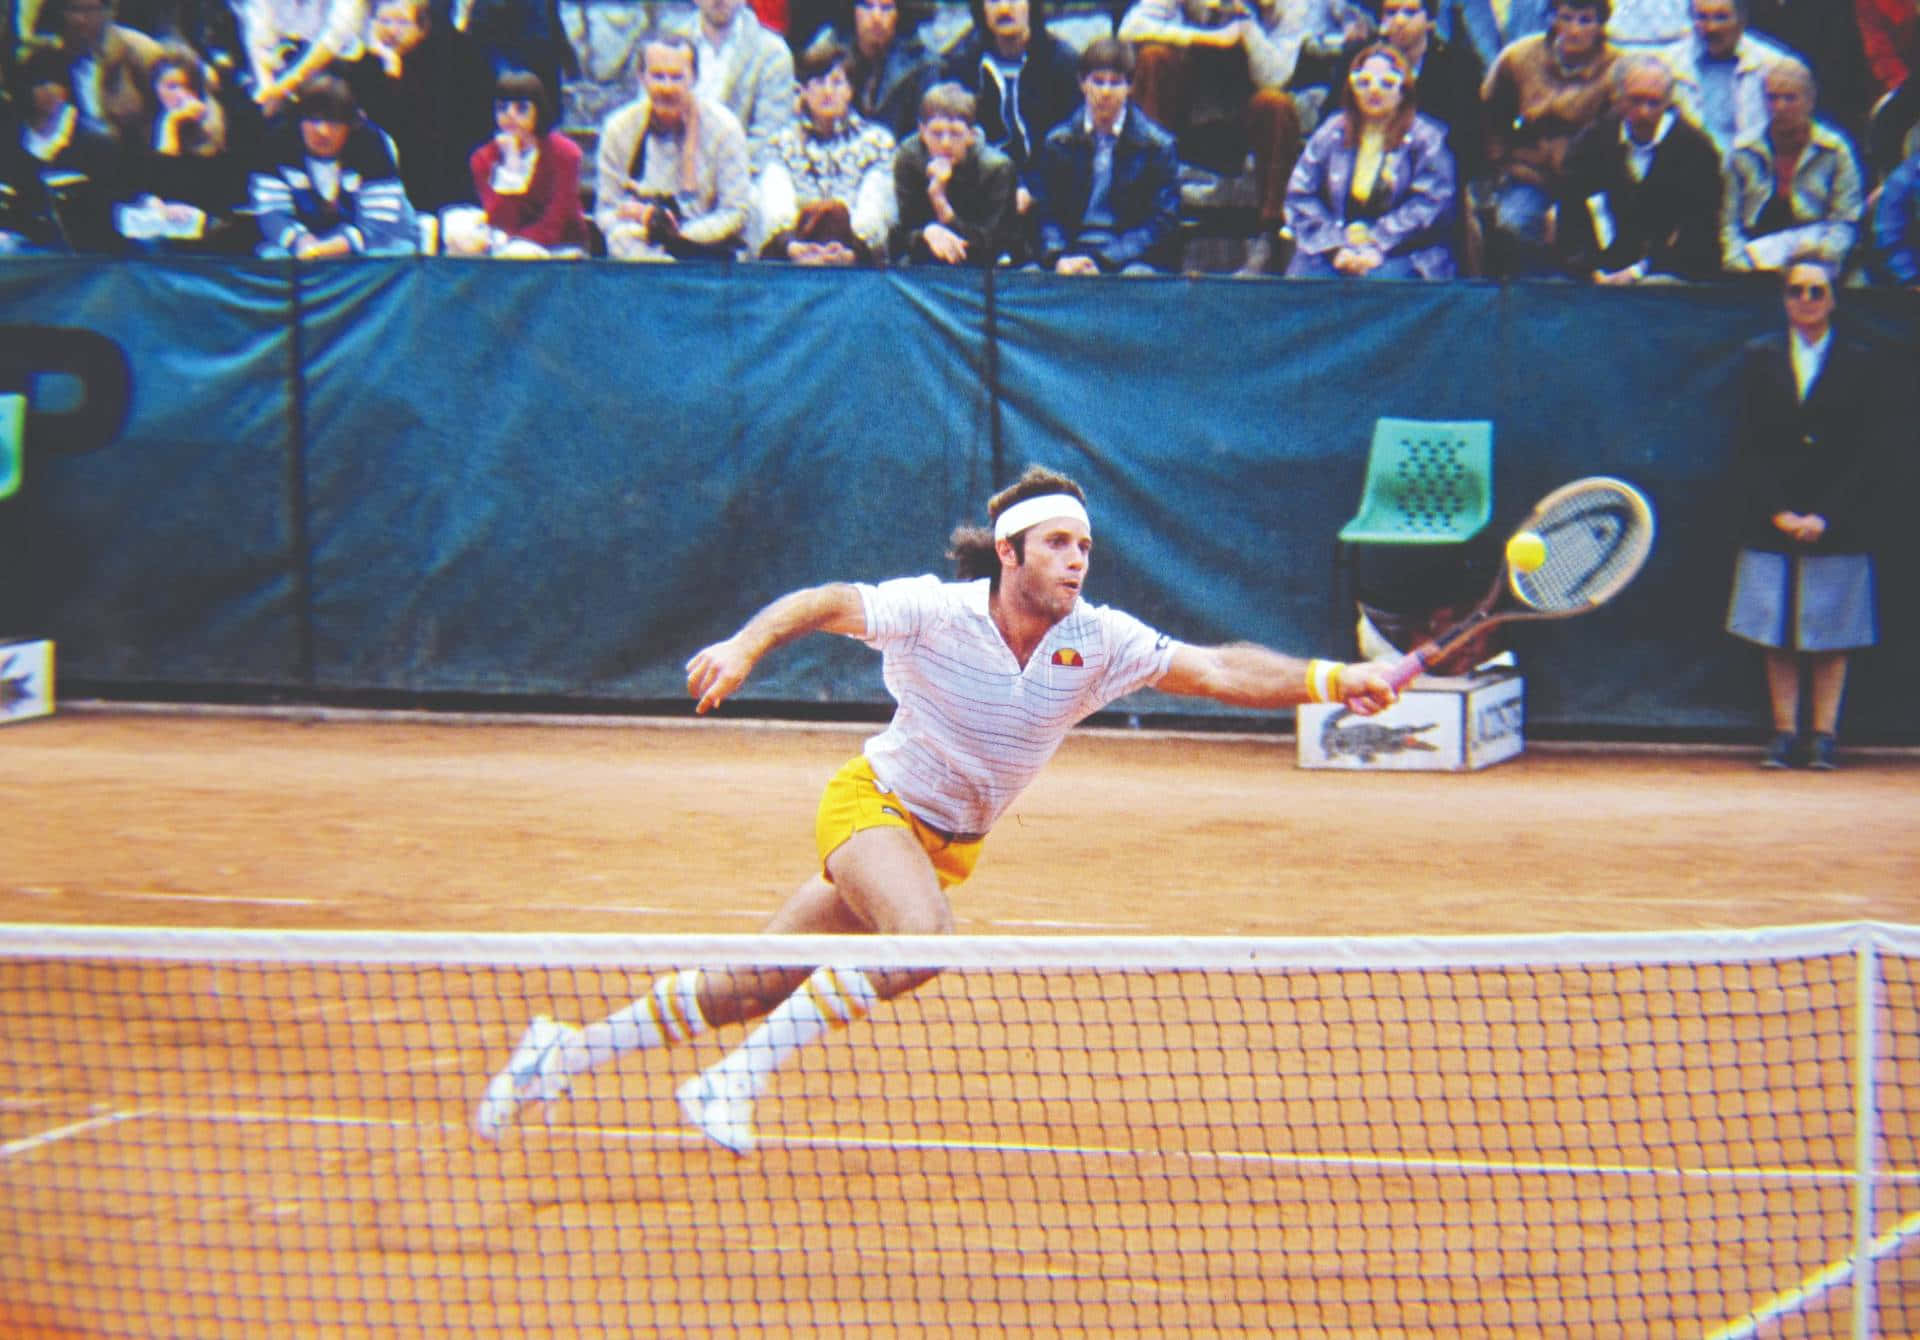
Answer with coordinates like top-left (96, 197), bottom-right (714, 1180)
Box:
top-left (1857, 0), bottom-right (1916, 96)
top-left (447, 68), bottom-right (588, 255)
top-left (1857, 0), bottom-right (1920, 176)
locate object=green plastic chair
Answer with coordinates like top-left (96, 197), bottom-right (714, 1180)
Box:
top-left (1337, 418), bottom-right (1493, 545)
top-left (0, 393), bottom-right (21, 501)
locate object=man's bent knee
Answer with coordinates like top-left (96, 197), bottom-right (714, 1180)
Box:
top-left (827, 826), bottom-right (953, 936)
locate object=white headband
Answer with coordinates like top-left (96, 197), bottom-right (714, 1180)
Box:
top-left (993, 493), bottom-right (1090, 542)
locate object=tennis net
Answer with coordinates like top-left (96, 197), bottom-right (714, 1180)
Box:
top-left (2, 922), bottom-right (1916, 1338)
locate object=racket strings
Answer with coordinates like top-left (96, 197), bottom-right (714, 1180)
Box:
top-left (1514, 488), bottom-right (1653, 611)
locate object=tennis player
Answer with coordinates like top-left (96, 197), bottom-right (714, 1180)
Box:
top-left (477, 466), bottom-right (1398, 1152)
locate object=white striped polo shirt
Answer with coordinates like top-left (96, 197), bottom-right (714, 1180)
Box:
top-left (853, 575), bottom-right (1178, 837)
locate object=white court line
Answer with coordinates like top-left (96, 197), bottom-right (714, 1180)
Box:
top-left (9, 1095), bottom-right (1920, 1188)
top-left (549, 905), bottom-right (680, 916)
top-left (546, 905), bottom-right (769, 919)
top-left (544, 906), bottom-right (796, 921)
top-left (17, 1086), bottom-right (1920, 1331)
top-left (173, 1106), bottom-right (463, 1133)
top-left (20, 1097), bottom-right (1920, 1320)
top-left (1702, 1208), bottom-right (1920, 1340)
top-left (288, 1000), bottom-right (406, 1024)
top-left (15, 1098), bottom-right (1920, 1187)
top-left (565, 1120), bottom-right (1920, 1185)
top-left (990, 918), bottom-right (1154, 930)
top-left (1, 1107), bottom-right (145, 1160)
top-left (730, 1232), bottom-right (1207, 1302)
top-left (98, 891), bottom-right (323, 907)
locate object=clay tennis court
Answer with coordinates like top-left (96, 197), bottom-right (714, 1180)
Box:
top-left (3, 708), bottom-right (1917, 1337)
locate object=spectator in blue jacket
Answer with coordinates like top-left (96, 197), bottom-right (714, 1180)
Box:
top-left (1284, 41), bottom-right (1459, 278)
top-left (1027, 36), bottom-right (1180, 274)
top-left (1870, 143), bottom-right (1920, 286)
top-left (249, 74), bottom-right (417, 257)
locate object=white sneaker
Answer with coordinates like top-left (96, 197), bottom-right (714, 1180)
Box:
top-left (474, 1015), bottom-right (576, 1141)
top-left (676, 1069), bottom-right (757, 1156)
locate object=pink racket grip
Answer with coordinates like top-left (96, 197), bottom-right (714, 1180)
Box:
top-left (1383, 648), bottom-right (1433, 693)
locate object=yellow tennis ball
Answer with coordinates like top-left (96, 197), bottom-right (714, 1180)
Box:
top-left (1506, 531), bottom-right (1547, 573)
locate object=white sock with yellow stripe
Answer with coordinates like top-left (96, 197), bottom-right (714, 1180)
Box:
top-left (559, 968), bottom-right (707, 1078)
top-left (709, 965), bottom-right (879, 1101)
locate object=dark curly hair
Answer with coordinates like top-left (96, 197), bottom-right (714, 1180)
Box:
top-left (292, 72), bottom-right (357, 124)
top-left (947, 465), bottom-right (1088, 585)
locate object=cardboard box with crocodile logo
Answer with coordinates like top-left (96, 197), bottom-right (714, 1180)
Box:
top-left (1297, 669), bottom-right (1523, 772)
top-left (0, 638), bottom-right (54, 725)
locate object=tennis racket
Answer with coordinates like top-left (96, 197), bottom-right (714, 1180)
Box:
top-left (1383, 476), bottom-right (1656, 692)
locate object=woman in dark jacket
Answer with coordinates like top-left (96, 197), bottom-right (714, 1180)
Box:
top-left (1724, 251), bottom-right (1884, 770)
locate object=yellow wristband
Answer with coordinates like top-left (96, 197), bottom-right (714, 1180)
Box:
top-left (1307, 659), bottom-right (1342, 704)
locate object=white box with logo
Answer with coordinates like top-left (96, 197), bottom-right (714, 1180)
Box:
top-left (1297, 668), bottom-right (1523, 772)
top-left (0, 638), bottom-right (55, 725)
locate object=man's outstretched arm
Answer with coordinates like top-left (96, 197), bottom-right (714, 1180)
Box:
top-left (1157, 643), bottom-right (1397, 715)
top-left (685, 584), bottom-right (868, 714)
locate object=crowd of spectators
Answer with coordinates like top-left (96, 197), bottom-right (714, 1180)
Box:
top-left (2, 0), bottom-right (1917, 280)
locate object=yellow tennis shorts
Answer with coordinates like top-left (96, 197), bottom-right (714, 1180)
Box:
top-left (815, 755), bottom-right (985, 891)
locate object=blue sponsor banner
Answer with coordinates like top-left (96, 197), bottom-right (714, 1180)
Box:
top-left (0, 258), bottom-right (301, 684)
top-left (0, 256), bottom-right (1911, 736)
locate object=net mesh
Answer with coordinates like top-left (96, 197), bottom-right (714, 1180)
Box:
top-left (3, 924), bottom-right (1917, 1338)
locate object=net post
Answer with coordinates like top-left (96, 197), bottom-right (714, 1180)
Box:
top-left (1851, 933), bottom-right (1880, 1340)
